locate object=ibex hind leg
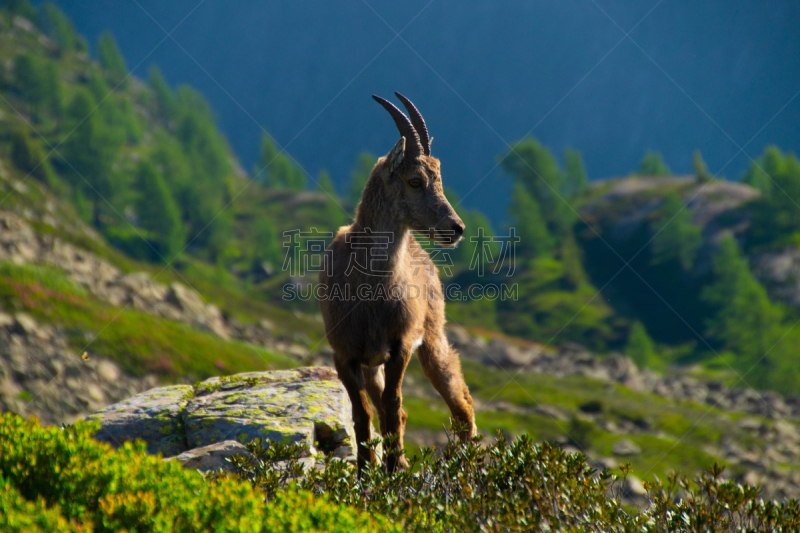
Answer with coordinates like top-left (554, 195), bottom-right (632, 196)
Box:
top-left (334, 358), bottom-right (375, 474)
top-left (417, 332), bottom-right (477, 440)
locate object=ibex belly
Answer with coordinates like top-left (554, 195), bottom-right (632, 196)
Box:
top-left (358, 293), bottom-right (421, 367)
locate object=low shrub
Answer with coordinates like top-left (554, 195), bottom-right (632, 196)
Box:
top-left (4, 411), bottom-right (799, 532)
top-left (0, 413), bottom-right (397, 532)
top-left (230, 425), bottom-right (800, 532)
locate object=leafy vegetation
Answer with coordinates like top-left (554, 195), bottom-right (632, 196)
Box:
top-left (228, 425), bottom-right (800, 532)
top-left (0, 412), bottom-right (394, 532)
top-left (402, 356), bottom-right (774, 483)
top-left (6, 411), bottom-right (798, 532)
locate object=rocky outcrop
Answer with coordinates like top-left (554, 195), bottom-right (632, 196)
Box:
top-left (89, 368), bottom-right (356, 468)
top-left (580, 176), bottom-right (760, 276)
top-left (752, 247), bottom-right (800, 308)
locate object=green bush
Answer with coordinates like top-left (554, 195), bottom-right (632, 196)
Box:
top-left (230, 425), bottom-right (800, 532)
top-left (10, 128), bottom-right (58, 187)
top-left (0, 413), bottom-right (395, 532)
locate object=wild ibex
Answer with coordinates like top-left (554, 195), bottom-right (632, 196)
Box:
top-left (320, 92), bottom-right (477, 473)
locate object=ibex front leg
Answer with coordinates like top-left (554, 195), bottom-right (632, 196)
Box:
top-left (381, 340), bottom-right (412, 472)
top-left (334, 358), bottom-right (375, 474)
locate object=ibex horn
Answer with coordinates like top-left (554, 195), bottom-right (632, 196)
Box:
top-left (394, 92), bottom-right (431, 156)
top-left (372, 95), bottom-right (423, 160)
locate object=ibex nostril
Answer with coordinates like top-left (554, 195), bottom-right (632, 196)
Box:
top-left (452, 223), bottom-right (465, 237)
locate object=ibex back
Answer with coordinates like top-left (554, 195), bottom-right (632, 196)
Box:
top-left (319, 92), bottom-right (477, 474)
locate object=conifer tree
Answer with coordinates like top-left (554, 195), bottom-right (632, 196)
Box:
top-left (701, 234), bottom-right (782, 368)
top-left (638, 150), bottom-right (671, 176)
top-left (61, 88), bottom-right (124, 225)
top-left (502, 138), bottom-right (573, 235)
top-left (347, 152), bottom-right (375, 206)
top-left (41, 3), bottom-right (81, 53)
top-left (626, 321), bottom-right (656, 367)
top-left (148, 65), bottom-right (176, 120)
top-left (508, 182), bottom-right (551, 258)
top-left (256, 134), bottom-right (306, 191)
top-left (560, 229), bottom-right (588, 289)
top-left (252, 217), bottom-right (282, 267)
top-left (10, 129), bottom-right (56, 186)
top-left (745, 148), bottom-right (800, 247)
top-left (135, 160), bottom-right (185, 260)
top-left (97, 30), bottom-right (128, 87)
top-left (693, 150), bottom-right (713, 183)
top-left (14, 54), bottom-right (61, 118)
top-left (650, 191), bottom-right (702, 270)
top-left (1, 0), bottom-right (39, 25)
top-left (742, 146), bottom-right (785, 196)
top-left (444, 188), bottom-right (497, 270)
top-left (564, 147), bottom-right (588, 196)
top-left (316, 170), bottom-right (348, 230)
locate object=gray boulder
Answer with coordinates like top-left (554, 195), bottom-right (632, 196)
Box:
top-left (89, 367), bottom-right (355, 463)
top-left (89, 384), bottom-right (193, 457)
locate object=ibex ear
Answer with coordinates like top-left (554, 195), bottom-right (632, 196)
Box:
top-left (386, 137), bottom-right (405, 175)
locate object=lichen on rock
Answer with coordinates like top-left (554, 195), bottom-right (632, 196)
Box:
top-left (89, 367), bottom-right (355, 466)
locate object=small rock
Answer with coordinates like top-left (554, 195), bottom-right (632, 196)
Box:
top-left (96, 360), bottom-right (120, 382)
top-left (743, 470), bottom-right (761, 487)
top-left (86, 383), bottom-right (105, 402)
top-left (534, 404), bottom-right (570, 421)
top-left (596, 457), bottom-right (619, 470)
top-left (739, 418), bottom-right (761, 431)
top-left (774, 420), bottom-right (799, 442)
top-left (0, 312), bottom-right (15, 328)
top-left (170, 440), bottom-right (255, 473)
top-left (14, 313), bottom-right (41, 337)
top-left (445, 325), bottom-right (471, 346)
top-left (613, 439), bottom-right (641, 456)
top-left (622, 475), bottom-right (647, 498)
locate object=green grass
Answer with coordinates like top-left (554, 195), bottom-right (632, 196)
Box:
top-left (401, 357), bottom-right (771, 484)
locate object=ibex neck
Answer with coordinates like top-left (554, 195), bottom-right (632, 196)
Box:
top-left (352, 180), bottom-right (410, 277)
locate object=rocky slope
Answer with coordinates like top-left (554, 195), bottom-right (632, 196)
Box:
top-left (442, 325), bottom-right (800, 500)
top-left (0, 310), bottom-right (156, 426)
top-left (446, 326), bottom-right (800, 419)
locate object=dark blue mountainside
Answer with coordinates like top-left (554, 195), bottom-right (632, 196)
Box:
top-left (46, 0), bottom-right (800, 220)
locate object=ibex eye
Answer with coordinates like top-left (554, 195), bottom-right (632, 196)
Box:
top-left (408, 178), bottom-right (422, 188)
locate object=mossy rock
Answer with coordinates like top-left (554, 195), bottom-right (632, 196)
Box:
top-left (88, 384), bottom-right (192, 457)
top-left (89, 368), bottom-right (354, 459)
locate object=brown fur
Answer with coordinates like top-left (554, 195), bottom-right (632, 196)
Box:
top-left (319, 144), bottom-right (477, 474)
